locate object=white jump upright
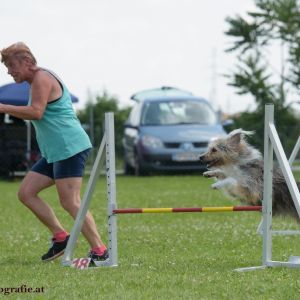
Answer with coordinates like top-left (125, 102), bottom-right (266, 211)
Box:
top-left (62, 112), bottom-right (117, 267)
top-left (236, 104), bottom-right (300, 272)
top-left (105, 112), bottom-right (118, 267)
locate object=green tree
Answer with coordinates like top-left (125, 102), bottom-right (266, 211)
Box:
top-left (225, 0), bottom-right (300, 154)
top-left (77, 90), bottom-right (131, 157)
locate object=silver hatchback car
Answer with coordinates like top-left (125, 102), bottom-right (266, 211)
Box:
top-left (123, 87), bottom-right (230, 175)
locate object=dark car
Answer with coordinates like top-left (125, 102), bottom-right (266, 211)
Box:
top-left (123, 87), bottom-right (230, 175)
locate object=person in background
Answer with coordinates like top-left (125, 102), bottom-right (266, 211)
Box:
top-left (0, 42), bottom-right (108, 263)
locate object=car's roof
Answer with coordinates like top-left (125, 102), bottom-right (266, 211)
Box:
top-left (142, 95), bottom-right (209, 103)
top-left (131, 86), bottom-right (193, 101)
top-left (130, 86), bottom-right (212, 106)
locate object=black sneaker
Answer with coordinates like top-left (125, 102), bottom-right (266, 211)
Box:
top-left (88, 249), bottom-right (109, 262)
top-left (41, 235), bottom-right (70, 262)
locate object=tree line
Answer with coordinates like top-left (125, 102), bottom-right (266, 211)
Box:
top-left (224, 0), bottom-right (300, 154)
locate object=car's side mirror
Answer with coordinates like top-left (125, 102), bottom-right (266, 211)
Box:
top-left (124, 122), bottom-right (138, 129)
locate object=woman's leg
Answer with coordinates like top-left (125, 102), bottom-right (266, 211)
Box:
top-left (18, 171), bottom-right (66, 234)
top-left (55, 177), bottom-right (105, 248)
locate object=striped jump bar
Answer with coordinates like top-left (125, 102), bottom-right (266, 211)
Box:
top-left (113, 206), bottom-right (262, 214)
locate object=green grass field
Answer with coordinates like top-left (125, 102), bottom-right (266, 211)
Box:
top-left (1, 174), bottom-right (300, 299)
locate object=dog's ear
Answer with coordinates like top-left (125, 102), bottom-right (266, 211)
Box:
top-left (228, 129), bottom-right (254, 146)
top-left (228, 130), bottom-right (243, 146)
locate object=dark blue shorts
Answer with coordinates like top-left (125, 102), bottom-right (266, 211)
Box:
top-left (31, 149), bottom-right (90, 180)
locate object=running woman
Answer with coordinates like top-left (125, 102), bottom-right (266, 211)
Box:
top-left (0, 42), bottom-right (108, 262)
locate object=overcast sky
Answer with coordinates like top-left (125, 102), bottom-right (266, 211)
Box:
top-left (0, 0), bottom-right (260, 114)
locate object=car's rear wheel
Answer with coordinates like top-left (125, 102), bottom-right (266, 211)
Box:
top-left (124, 160), bottom-right (134, 175)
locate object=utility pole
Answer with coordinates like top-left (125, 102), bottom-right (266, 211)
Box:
top-left (209, 47), bottom-right (217, 109)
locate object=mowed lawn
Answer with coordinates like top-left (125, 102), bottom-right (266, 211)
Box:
top-left (1, 173), bottom-right (300, 299)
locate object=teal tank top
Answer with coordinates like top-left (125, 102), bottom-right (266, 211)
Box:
top-left (30, 69), bottom-right (92, 163)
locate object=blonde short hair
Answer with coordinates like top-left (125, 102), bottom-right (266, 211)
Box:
top-left (0, 42), bottom-right (37, 65)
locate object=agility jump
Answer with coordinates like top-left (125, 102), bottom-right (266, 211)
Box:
top-left (62, 105), bottom-right (300, 271)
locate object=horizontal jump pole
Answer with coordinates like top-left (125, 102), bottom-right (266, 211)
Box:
top-left (113, 206), bottom-right (262, 214)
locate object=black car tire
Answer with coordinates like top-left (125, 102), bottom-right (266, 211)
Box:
top-left (124, 161), bottom-right (134, 175)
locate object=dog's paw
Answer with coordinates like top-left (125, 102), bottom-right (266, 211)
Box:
top-left (203, 171), bottom-right (214, 178)
top-left (211, 183), bottom-right (220, 190)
